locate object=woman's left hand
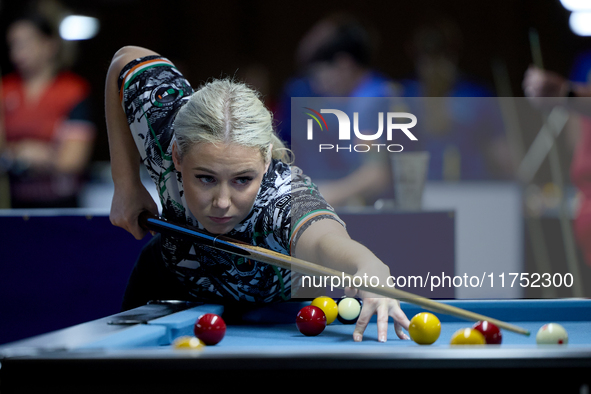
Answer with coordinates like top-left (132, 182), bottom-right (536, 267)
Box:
top-left (345, 287), bottom-right (410, 342)
top-left (293, 218), bottom-right (411, 342)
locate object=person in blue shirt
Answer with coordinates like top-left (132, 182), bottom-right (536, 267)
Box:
top-left (400, 17), bottom-right (514, 181)
top-left (278, 13), bottom-right (401, 207)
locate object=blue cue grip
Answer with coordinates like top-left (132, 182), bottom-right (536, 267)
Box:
top-left (138, 211), bottom-right (248, 256)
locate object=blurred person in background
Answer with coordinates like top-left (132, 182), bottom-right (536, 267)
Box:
top-left (277, 13), bottom-right (401, 207)
top-left (523, 64), bottom-right (591, 267)
top-left (1, 12), bottom-right (95, 208)
top-left (400, 17), bottom-right (514, 181)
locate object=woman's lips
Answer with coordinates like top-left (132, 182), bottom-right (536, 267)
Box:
top-left (209, 216), bottom-right (232, 224)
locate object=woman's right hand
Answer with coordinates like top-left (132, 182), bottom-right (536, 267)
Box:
top-left (110, 182), bottom-right (158, 240)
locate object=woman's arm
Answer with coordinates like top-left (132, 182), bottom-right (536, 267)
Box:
top-left (8, 123), bottom-right (95, 175)
top-left (523, 65), bottom-right (591, 115)
top-left (105, 46), bottom-right (160, 239)
top-left (294, 219), bottom-right (410, 342)
top-left (315, 161), bottom-right (391, 207)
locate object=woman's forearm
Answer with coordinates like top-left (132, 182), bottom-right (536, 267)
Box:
top-left (295, 219), bottom-right (390, 280)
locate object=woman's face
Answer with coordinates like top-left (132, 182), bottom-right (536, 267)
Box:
top-left (7, 21), bottom-right (56, 77)
top-left (173, 142), bottom-right (269, 234)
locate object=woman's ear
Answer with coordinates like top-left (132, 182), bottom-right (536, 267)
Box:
top-left (172, 141), bottom-right (182, 172)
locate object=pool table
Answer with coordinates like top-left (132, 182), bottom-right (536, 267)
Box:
top-left (1, 299), bottom-right (590, 392)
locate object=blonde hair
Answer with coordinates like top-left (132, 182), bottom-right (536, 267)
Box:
top-left (174, 78), bottom-right (291, 163)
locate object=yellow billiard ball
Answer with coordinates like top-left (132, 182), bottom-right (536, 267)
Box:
top-left (450, 328), bottom-right (486, 345)
top-left (408, 312), bottom-right (441, 345)
top-left (311, 296), bottom-right (339, 325)
top-left (172, 336), bottom-right (205, 350)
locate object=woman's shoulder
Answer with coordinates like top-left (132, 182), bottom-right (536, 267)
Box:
top-left (1, 73), bottom-right (22, 97)
top-left (265, 160), bottom-right (313, 187)
top-left (260, 160), bottom-right (322, 207)
top-left (53, 71), bottom-right (91, 98)
top-left (289, 164), bottom-right (315, 186)
top-left (2, 72), bottom-right (21, 86)
top-left (260, 159), bottom-right (291, 195)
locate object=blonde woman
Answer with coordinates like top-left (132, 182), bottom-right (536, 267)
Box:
top-left (105, 46), bottom-right (409, 342)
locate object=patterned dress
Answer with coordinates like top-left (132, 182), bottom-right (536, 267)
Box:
top-left (119, 56), bottom-right (344, 303)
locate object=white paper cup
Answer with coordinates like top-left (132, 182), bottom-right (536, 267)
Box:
top-left (390, 152), bottom-right (430, 210)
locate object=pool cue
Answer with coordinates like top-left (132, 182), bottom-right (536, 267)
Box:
top-left (529, 28), bottom-right (544, 70)
top-left (517, 106), bottom-right (569, 184)
top-left (139, 211), bottom-right (531, 336)
top-left (518, 28), bottom-right (570, 184)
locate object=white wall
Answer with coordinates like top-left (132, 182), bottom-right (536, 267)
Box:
top-left (422, 182), bottom-right (524, 299)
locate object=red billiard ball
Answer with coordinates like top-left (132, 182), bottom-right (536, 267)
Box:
top-left (194, 313), bottom-right (226, 345)
top-left (472, 321), bottom-right (502, 344)
top-left (296, 305), bottom-right (326, 336)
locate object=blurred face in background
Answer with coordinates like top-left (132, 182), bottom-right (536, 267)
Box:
top-left (7, 20), bottom-right (58, 78)
top-left (308, 53), bottom-right (360, 97)
top-left (309, 59), bottom-right (345, 96)
top-left (416, 53), bottom-right (458, 93)
top-left (410, 22), bottom-right (462, 95)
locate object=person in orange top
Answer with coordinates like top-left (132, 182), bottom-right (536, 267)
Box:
top-left (1, 13), bottom-right (95, 208)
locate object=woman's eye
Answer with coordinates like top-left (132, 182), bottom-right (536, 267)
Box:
top-left (235, 177), bottom-right (253, 185)
top-left (195, 175), bottom-right (215, 184)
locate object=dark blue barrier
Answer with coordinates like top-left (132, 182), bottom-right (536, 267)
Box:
top-left (0, 209), bottom-right (455, 345)
top-left (337, 209), bottom-right (455, 299)
top-left (0, 211), bottom-right (150, 344)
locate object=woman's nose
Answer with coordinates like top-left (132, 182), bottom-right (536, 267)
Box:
top-left (212, 184), bottom-right (231, 209)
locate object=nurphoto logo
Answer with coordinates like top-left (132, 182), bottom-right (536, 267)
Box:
top-left (303, 107), bottom-right (418, 153)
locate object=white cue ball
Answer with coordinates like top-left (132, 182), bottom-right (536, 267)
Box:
top-left (536, 323), bottom-right (568, 345)
top-left (338, 297), bottom-right (361, 320)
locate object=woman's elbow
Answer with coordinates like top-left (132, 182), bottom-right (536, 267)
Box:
top-left (109, 46), bottom-right (159, 71)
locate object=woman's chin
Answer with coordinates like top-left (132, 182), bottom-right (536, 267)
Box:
top-left (203, 222), bottom-right (234, 235)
